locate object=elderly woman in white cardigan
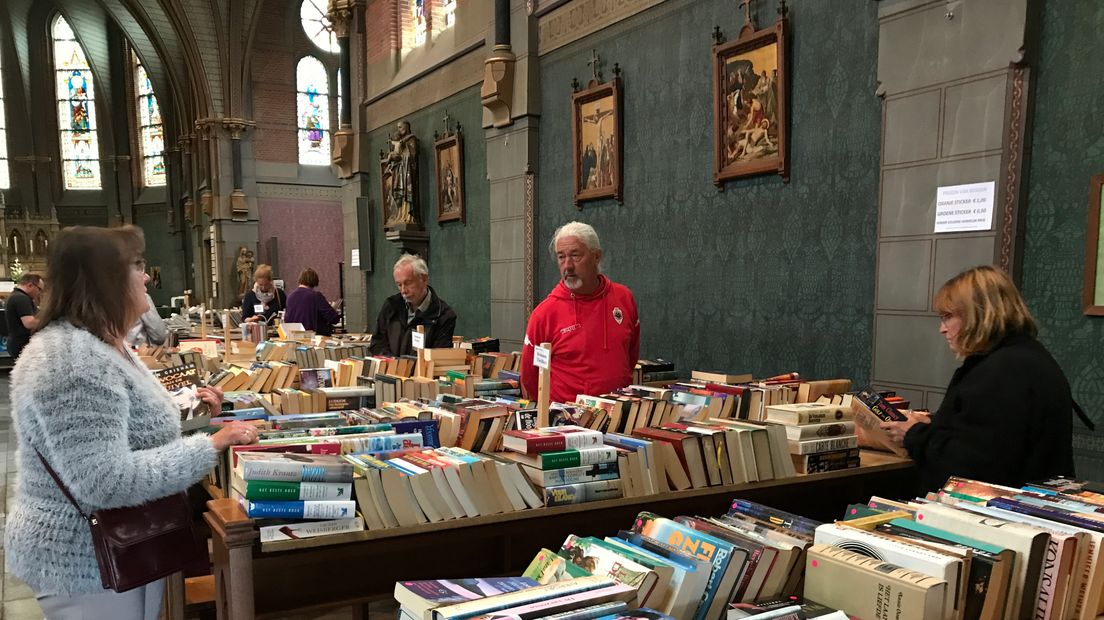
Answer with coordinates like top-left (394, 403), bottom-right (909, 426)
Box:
top-left (5, 225), bottom-right (258, 620)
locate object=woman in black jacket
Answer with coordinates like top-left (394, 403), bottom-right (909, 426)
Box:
top-left (241, 264), bottom-right (286, 323)
top-left (880, 265), bottom-right (1075, 491)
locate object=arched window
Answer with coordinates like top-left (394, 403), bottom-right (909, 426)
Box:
top-left (9, 230), bottom-right (23, 257)
top-left (52, 15), bottom-right (101, 190)
top-left (405, 0), bottom-right (428, 49)
top-left (296, 57), bottom-right (330, 166)
top-left (133, 54), bottom-right (166, 187)
top-left (300, 0), bottom-right (339, 54)
top-left (0, 49), bottom-right (9, 189)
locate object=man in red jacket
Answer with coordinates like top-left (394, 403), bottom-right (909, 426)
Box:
top-left (521, 222), bottom-right (640, 403)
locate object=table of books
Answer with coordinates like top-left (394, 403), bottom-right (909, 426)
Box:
top-left (199, 451), bottom-right (914, 620)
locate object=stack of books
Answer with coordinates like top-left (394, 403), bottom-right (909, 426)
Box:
top-left (762, 402), bottom-right (859, 474)
top-left (344, 446), bottom-right (542, 530)
top-left (499, 426), bottom-right (623, 507)
top-left (230, 452), bottom-right (362, 542)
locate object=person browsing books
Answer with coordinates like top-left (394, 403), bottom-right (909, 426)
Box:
top-left (241, 263), bottom-right (286, 324)
top-left (5, 272), bottom-right (44, 360)
top-left (368, 254), bottom-right (458, 356)
top-left (521, 222), bottom-right (640, 403)
top-left (6, 226), bottom-right (259, 619)
top-left (283, 267), bottom-right (341, 336)
top-left (125, 292), bottom-right (168, 348)
top-left (879, 265), bottom-right (1075, 491)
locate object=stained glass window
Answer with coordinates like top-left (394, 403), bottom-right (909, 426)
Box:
top-left (441, 0), bottom-right (457, 29)
top-left (411, 0), bottom-right (428, 47)
top-left (297, 56), bottom-right (330, 166)
top-left (0, 49), bottom-right (9, 189)
top-left (52, 15), bottom-right (101, 190)
top-left (133, 55), bottom-right (166, 187)
top-left (300, 0), bottom-right (339, 54)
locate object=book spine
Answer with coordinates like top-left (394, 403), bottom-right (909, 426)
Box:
top-left (787, 421), bottom-right (856, 439)
top-left (258, 516), bottom-right (363, 542)
top-left (243, 480), bottom-right (353, 500)
top-left (987, 497), bottom-right (1104, 532)
top-left (790, 435), bottom-right (859, 455)
top-left (540, 447), bottom-right (618, 470)
top-left (242, 458), bottom-right (353, 483)
top-left (539, 463), bottom-right (620, 487)
top-left (244, 500), bottom-right (357, 519)
top-left (543, 480), bottom-right (623, 507)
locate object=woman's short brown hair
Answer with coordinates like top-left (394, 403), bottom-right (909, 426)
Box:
top-left (37, 225), bottom-right (145, 344)
top-left (934, 265), bottom-right (1037, 356)
top-left (254, 264), bottom-right (273, 281)
top-left (298, 268), bottom-right (319, 288)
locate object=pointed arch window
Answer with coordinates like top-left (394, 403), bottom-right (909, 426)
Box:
top-left (133, 55), bottom-right (166, 187)
top-left (296, 57), bottom-right (330, 166)
top-left (0, 49), bottom-right (9, 189)
top-left (52, 15), bottom-right (101, 190)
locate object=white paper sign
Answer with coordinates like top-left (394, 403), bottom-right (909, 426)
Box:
top-left (411, 331), bottom-right (425, 349)
top-left (351, 249), bottom-right (360, 268)
top-left (934, 181), bottom-right (995, 233)
top-left (533, 345), bottom-right (551, 370)
top-left (254, 304), bottom-right (265, 313)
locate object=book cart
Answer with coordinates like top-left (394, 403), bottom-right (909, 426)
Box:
top-left (191, 451), bottom-right (915, 620)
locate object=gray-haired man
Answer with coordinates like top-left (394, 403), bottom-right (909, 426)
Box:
top-left (369, 254), bottom-right (458, 356)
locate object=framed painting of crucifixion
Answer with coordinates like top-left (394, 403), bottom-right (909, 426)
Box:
top-left (571, 53), bottom-right (623, 207)
top-left (713, 0), bottom-right (790, 187)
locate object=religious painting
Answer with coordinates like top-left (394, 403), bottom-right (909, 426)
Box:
top-left (1082, 173), bottom-right (1104, 315)
top-left (571, 74), bottom-right (623, 207)
top-left (713, 16), bottom-right (789, 186)
top-left (434, 130), bottom-right (465, 224)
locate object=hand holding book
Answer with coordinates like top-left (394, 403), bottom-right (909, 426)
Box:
top-left (198, 385), bottom-right (224, 412)
top-left (877, 410), bottom-right (930, 445)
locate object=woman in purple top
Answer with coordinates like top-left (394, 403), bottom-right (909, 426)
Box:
top-left (282, 268), bottom-right (341, 336)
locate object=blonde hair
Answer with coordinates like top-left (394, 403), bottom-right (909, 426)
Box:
top-left (933, 265), bottom-right (1037, 356)
top-left (254, 264), bottom-right (273, 281)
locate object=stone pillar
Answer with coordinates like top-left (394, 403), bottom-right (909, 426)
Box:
top-left (871, 0), bottom-right (1037, 409)
top-left (223, 119), bottom-right (255, 221)
top-left (482, 0), bottom-right (537, 351)
top-left (330, 1), bottom-right (357, 179)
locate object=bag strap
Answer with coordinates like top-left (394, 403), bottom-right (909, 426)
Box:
top-left (1074, 400), bottom-right (1096, 432)
top-left (33, 448), bottom-right (91, 522)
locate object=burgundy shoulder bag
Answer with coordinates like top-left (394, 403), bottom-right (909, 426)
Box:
top-left (35, 448), bottom-right (209, 592)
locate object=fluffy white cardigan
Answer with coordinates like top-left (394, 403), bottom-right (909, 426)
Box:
top-left (5, 321), bottom-right (217, 595)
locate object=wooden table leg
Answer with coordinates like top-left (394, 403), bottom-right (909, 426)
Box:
top-left (163, 572), bottom-right (185, 620)
top-left (205, 498), bottom-right (259, 620)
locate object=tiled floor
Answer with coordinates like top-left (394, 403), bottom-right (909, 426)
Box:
top-left (0, 373), bottom-right (400, 620)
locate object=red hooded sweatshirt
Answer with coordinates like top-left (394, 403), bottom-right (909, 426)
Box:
top-left (521, 275), bottom-right (640, 404)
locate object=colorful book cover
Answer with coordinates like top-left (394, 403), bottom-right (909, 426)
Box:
top-left (523, 548), bottom-right (593, 584)
top-left (243, 499), bottom-right (356, 519)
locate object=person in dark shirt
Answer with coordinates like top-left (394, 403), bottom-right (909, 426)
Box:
top-left (880, 265), bottom-right (1075, 491)
top-left (6, 273), bottom-right (43, 360)
top-left (369, 254), bottom-right (457, 357)
top-left (283, 268), bottom-right (340, 336)
top-left (241, 264), bottom-right (286, 323)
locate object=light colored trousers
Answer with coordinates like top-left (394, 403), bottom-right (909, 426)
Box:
top-left (36, 578), bottom-right (164, 620)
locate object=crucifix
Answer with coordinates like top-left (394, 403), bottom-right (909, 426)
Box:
top-left (738, 0), bottom-right (757, 32)
top-left (587, 50), bottom-right (603, 82)
top-left (441, 110), bottom-right (455, 135)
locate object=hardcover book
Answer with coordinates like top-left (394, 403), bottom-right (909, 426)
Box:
top-left (395, 577), bottom-right (539, 620)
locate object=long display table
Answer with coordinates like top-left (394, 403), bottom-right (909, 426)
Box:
top-left (202, 451), bottom-right (916, 620)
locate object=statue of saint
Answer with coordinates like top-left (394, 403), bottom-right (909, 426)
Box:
top-left (381, 121), bottom-right (420, 228)
top-left (235, 246), bottom-right (255, 298)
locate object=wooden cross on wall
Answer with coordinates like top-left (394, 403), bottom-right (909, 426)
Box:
top-left (588, 50), bottom-right (603, 82)
top-left (739, 0), bottom-right (757, 32)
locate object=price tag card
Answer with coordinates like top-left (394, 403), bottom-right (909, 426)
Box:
top-left (411, 331), bottom-right (426, 350)
top-left (534, 345), bottom-right (551, 370)
top-left (254, 304), bottom-right (265, 313)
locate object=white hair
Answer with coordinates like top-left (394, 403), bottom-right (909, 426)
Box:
top-left (393, 253), bottom-right (429, 278)
top-left (549, 221), bottom-right (601, 259)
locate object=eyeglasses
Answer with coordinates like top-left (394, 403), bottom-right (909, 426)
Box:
top-left (134, 258), bottom-right (147, 272)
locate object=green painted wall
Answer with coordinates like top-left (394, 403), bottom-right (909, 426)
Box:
top-left (537, 0), bottom-right (881, 382)
top-left (364, 86), bottom-right (491, 338)
top-left (1020, 1), bottom-right (1104, 479)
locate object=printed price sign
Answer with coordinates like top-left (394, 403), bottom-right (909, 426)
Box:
top-left (534, 345), bottom-right (551, 370)
top-left (411, 331), bottom-right (426, 350)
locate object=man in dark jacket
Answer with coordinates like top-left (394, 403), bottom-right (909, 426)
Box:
top-left (369, 254), bottom-right (457, 357)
